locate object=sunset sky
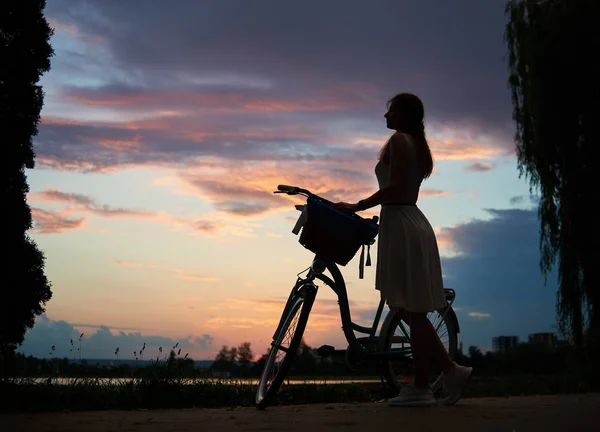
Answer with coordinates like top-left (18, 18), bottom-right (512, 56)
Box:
top-left (18, 0), bottom-right (559, 361)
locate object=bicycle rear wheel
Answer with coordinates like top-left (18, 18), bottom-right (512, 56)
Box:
top-left (255, 283), bottom-right (316, 410)
top-left (379, 307), bottom-right (458, 394)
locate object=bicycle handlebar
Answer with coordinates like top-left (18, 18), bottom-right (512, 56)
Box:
top-left (276, 185), bottom-right (297, 193)
top-left (274, 184), bottom-right (333, 205)
top-left (274, 184), bottom-right (378, 224)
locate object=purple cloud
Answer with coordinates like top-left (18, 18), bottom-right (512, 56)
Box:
top-left (45, 0), bottom-right (513, 130)
top-left (38, 0), bottom-right (515, 172)
top-left (33, 0), bottom-right (516, 217)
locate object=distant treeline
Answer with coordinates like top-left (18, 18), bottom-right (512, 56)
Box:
top-left (0, 338), bottom-right (576, 379)
top-left (1, 348), bottom-right (198, 379)
top-left (211, 339), bottom-right (577, 378)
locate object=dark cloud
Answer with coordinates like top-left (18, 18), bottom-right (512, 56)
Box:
top-left (38, 0), bottom-right (516, 173)
top-left (464, 161), bottom-right (495, 173)
top-left (510, 195), bottom-right (540, 206)
top-left (46, 0), bottom-right (513, 127)
top-left (441, 206), bottom-right (559, 350)
top-left (193, 220), bottom-right (221, 233)
top-left (31, 208), bottom-right (86, 234)
top-left (17, 314), bottom-right (214, 359)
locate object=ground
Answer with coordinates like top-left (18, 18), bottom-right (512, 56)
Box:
top-left (2, 394), bottom-right (599, 431)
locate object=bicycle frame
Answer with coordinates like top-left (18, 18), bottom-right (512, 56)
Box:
top-left (272, 255), bottom-right (412, 362)
top-left (270, 184), bottom-right (456, 363)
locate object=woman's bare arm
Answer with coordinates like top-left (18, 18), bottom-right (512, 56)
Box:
top-left (356, 133), bottom-right (412, 211)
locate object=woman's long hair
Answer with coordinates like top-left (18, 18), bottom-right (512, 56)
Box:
top-left (379, 93), bottom-right (434, 180)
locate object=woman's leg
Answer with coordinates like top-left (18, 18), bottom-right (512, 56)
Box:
top-left (405, 311), bottom-right (455, 389)
top-left (409, 311), bottom-right (472, 406)
top-left (404, 311), bottom-right (431, 389)
top-left (388, 310), bottom-right (451, 406)
top-left (425, 319), bottom-right (455, 373)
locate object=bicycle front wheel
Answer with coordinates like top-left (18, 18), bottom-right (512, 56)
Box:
top-left (255, 283), bottom-right (316, 410)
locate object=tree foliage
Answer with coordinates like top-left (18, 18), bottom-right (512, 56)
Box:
top-left (236, 342), bottom-right (253, 364)
top-left (211, 343), bottom-right (256, 377)
top-left (505, 0), bottom-right (599, 354)
top-left (0, 0), bottom-right (54, 354)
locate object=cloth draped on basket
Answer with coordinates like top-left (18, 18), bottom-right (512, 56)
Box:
top-left (292, 197), bottom-right (378, 279)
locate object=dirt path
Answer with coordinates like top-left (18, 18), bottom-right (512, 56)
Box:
top-left (3, 394), bottom-right (599, 432)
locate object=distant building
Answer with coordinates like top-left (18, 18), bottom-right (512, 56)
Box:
top-left (528, 332), bottom-right (557, 347)
top-left (492, 336), bottom-right (519, 354)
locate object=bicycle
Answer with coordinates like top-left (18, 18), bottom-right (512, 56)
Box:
top-left (255, 185), bottom-right (460, 410)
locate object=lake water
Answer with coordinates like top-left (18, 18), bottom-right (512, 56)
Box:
top-left (18, 377), bottom-right (381, 386)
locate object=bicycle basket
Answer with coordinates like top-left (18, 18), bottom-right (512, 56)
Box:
top-left (298, 197), bottom-right (378, 266)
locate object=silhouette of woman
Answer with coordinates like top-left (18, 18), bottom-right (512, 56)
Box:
top-left (334, 93), bottom-right (472, 407)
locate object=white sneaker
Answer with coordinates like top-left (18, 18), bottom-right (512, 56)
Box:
top-left (388, 384), bottom-right (437, 407)
top-left (442, 362), bottom-right (473, 405)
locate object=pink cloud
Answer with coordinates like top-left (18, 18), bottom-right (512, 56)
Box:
top-left (97, 134), bottom-right (146, 152)
top-left (174, 156), bottom-right (455, 218)
top-left (172, 156), bottom-right (381, 218)
top-left (433, 226), bottom-right (454, 252)
top-left (36, 109), bottom-right (506, 176)
top-left (30, 189), bottom-right (154, 218)
top-left (59, 82), bottom-right (378, 113)
top-left (421, 189), bottom-right (453, 198)
top-left (34, 117), bottom-right (500, 224)
top-left (429, 138), bottom-right (502, 161)
top-left (31, 208), bottom-right (87, 234)
top-left (29, 189), bottom-right (231, 236)
top-left (33, 189), bottom-right (95, 206)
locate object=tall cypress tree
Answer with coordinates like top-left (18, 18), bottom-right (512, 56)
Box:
top-left (0, 1), bottom-right (54, 357)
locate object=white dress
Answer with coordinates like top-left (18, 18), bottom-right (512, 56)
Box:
top-left (374, 134), bottom-right (447, 313)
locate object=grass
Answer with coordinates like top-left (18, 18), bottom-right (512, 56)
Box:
top-left (3, 342), bottom-right (600, 413)
top-left (1, 373), bottom-right (599, 413)
top-left (0, 377), bottom-right (371, 413)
